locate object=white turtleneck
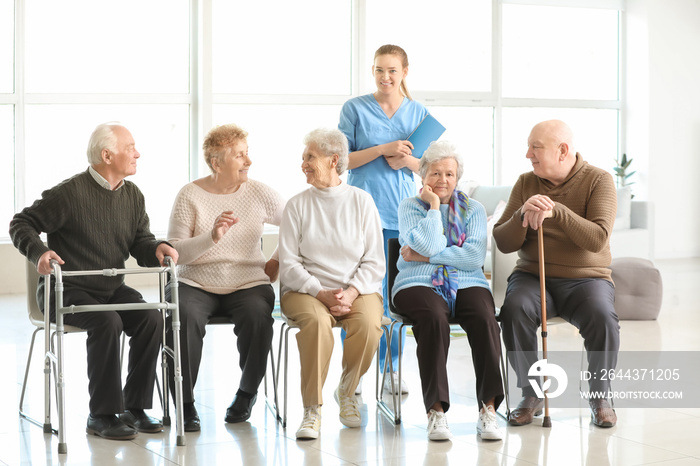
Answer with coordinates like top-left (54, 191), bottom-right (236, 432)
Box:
top-left (279, 181), bottom-right (385, 298)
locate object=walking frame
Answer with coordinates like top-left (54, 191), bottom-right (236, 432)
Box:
top-left (44, 257), bottom-right (186, 454)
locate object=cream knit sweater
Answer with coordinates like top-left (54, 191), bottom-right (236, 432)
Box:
top-left (167, 180), bottom-right (285, 294)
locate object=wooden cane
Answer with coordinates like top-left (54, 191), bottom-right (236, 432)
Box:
top-left (538, 226), bottom-right (552, 427)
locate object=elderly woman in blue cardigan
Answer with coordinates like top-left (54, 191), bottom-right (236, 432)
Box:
top-left (392, 141), bottom-right (504, 442)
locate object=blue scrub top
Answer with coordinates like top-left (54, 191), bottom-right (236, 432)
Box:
top-left (338, 94), bottom-right (428, 230)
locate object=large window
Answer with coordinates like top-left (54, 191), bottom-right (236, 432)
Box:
top-left (364, 0), bottom-right (492, 94)
top-left (502, 4), bottom-right (619, 100)
top-left (4, 0), bottom-right (191, 238)
top-left (0, 1), bottom-right (12, 93)
top-left (212, 0), bottom-right (352, 96)
top-left (0, 106), bottom-right (13, 231)
top-left (500, 2), bottom-right (621, 183)
top-left (2, 0), bottom-right (624, 241)
top-left (429, 106), bottom-right (495, 183)
top-left (24, 1), bottom-right (189, 93)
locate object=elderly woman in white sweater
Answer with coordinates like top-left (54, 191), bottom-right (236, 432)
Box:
top-left (279, 128), bottom-right (385, 440)
top-left (166, 124), bottom-right (285, 431)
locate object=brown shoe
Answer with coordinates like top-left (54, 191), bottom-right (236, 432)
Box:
top-left (508, 396), bottom-right (544, 426)
top-left (590, 399), bottom-right (617, 427)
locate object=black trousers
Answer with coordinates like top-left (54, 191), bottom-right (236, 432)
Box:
top-left (45, 284), bottom-right (163, 415)
top-left (499, 271), bottom-right (619, 396)
top-left (166, 283), bottom-right (275, 403)
top-left (393, 286), bottom-right (504, 413)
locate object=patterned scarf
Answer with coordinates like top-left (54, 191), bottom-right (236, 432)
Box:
top-left (418, 189), bottom-right (469, 318)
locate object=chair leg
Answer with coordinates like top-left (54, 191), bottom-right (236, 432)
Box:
top-left (282, 323), bottom-right (291, 428)
top-left (19, 327), bottom-right (57, 434)
top-left (497, 344), bottom-right (511, 421)
top-left (376, 321), bottom-right (400, 424)
top-left (395, 323), bottom-right (404, 423)
top-left (263, 325), bottom-right (282, 422)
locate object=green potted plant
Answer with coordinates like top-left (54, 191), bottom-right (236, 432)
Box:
top-left (613, 153), bottom-right (635, 195)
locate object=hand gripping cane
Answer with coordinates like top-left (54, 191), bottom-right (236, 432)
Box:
top-left (538, 226), bottom-right (552, 428)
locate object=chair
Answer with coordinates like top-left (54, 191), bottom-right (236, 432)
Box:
top-left (161, 314), bottom-right (281, 423)
top-left (491, 237), bottom-right (586, 419)
top-left (274, 303), bottom-right (392, 428)
top-left (18, 261), bottom-right (97, 434)
top-left (40, 258), bottom-right (186, 454)
top-left (382, 237), bottom-right (509, 424)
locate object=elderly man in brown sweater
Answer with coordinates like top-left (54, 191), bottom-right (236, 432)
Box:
top-left (493, 120), bottom-right (619, 428)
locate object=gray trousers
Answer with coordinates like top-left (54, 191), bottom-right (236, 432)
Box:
top-left (166, 283), bottom-right (275, 403)
top-left (499, 271), bottom-right (619, 396)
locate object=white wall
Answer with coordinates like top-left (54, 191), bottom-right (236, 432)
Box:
top-left (626, 0), bottom-right (700, 258)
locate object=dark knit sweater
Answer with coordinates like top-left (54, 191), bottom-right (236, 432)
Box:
top-left (492, 154), bottom-right (617, 281)
top-left (10, 169), bottom-right (163, 302)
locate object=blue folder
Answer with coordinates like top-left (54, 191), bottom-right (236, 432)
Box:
top-left (403, 114), bottom-right (446, 176)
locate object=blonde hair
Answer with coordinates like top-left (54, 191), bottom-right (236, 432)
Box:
top-left (202, 124), bottom-right (248, 172)
top-left (374, 44), bottom-right (412, 100)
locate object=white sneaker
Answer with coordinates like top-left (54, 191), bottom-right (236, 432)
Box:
top-left (477, 404), bottom-right (503, 441)
top-left (296, 405), bottom-right (321, 440)
top-left (354, 376), bottom-right (363, 395)
top-left (383, 372), bottom-right (409, 395)
top-left (427, 409), bottom-right (452, 441)
top-left (334, 387), bottom-right (362, 428)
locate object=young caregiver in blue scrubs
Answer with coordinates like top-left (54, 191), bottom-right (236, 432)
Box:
top-left (338, 44), bottom-right (429, 395)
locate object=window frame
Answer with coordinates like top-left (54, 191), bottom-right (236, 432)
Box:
top-left (2, 0), bottom-right (626, 241)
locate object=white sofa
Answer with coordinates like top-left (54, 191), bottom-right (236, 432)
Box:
top-left (468, 184), bottom-right (655, 309)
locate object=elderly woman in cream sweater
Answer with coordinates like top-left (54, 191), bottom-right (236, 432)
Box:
top-left (166, 124), bottom-right (285, 431)
top-left (279, 128), bottom-right (384, 440)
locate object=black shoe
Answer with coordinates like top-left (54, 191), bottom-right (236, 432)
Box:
top-left (183, 403), bottom-right (201, 432)
top-left (86, 414), bottom-right (138, 440)
top-left (225, 393), bottom-right (257, 423)
top-left (119, 409), bottom-right (163, 433)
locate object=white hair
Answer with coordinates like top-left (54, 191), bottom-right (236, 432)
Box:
top-left (87, 122), bottom-right (121, 165)
top-left (303, 128), bottom-right (349, 175)
top-left (418, 141), bottom-right (464, 180)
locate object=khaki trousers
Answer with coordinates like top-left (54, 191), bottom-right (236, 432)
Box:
top-left (281, 291), bottom-right (383, 407)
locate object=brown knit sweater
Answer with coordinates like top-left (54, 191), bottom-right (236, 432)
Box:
top-left (492, 154), bottom-right (617, 281)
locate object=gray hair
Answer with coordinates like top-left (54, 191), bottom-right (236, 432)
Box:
top-left (419, 141), bottom-right (464, 180)
top-left (87, 122), bottom-right (121, 165)
top-left (303, 128), bottom-right (349, 175)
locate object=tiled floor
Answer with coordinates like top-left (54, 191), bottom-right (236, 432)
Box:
top-left (2, 258), bottom-right (700, 465)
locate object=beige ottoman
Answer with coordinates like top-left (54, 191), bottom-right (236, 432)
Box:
top-left (611, 257), bottom-right (663, 320)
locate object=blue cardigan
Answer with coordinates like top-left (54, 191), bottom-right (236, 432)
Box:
top-left (392, 195), bottom-right (491, 302)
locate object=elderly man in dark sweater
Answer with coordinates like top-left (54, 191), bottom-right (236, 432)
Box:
top-left (494, 120), bottom-right (619, 428)
top-left (10, 122), bottom-right (179, 440)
